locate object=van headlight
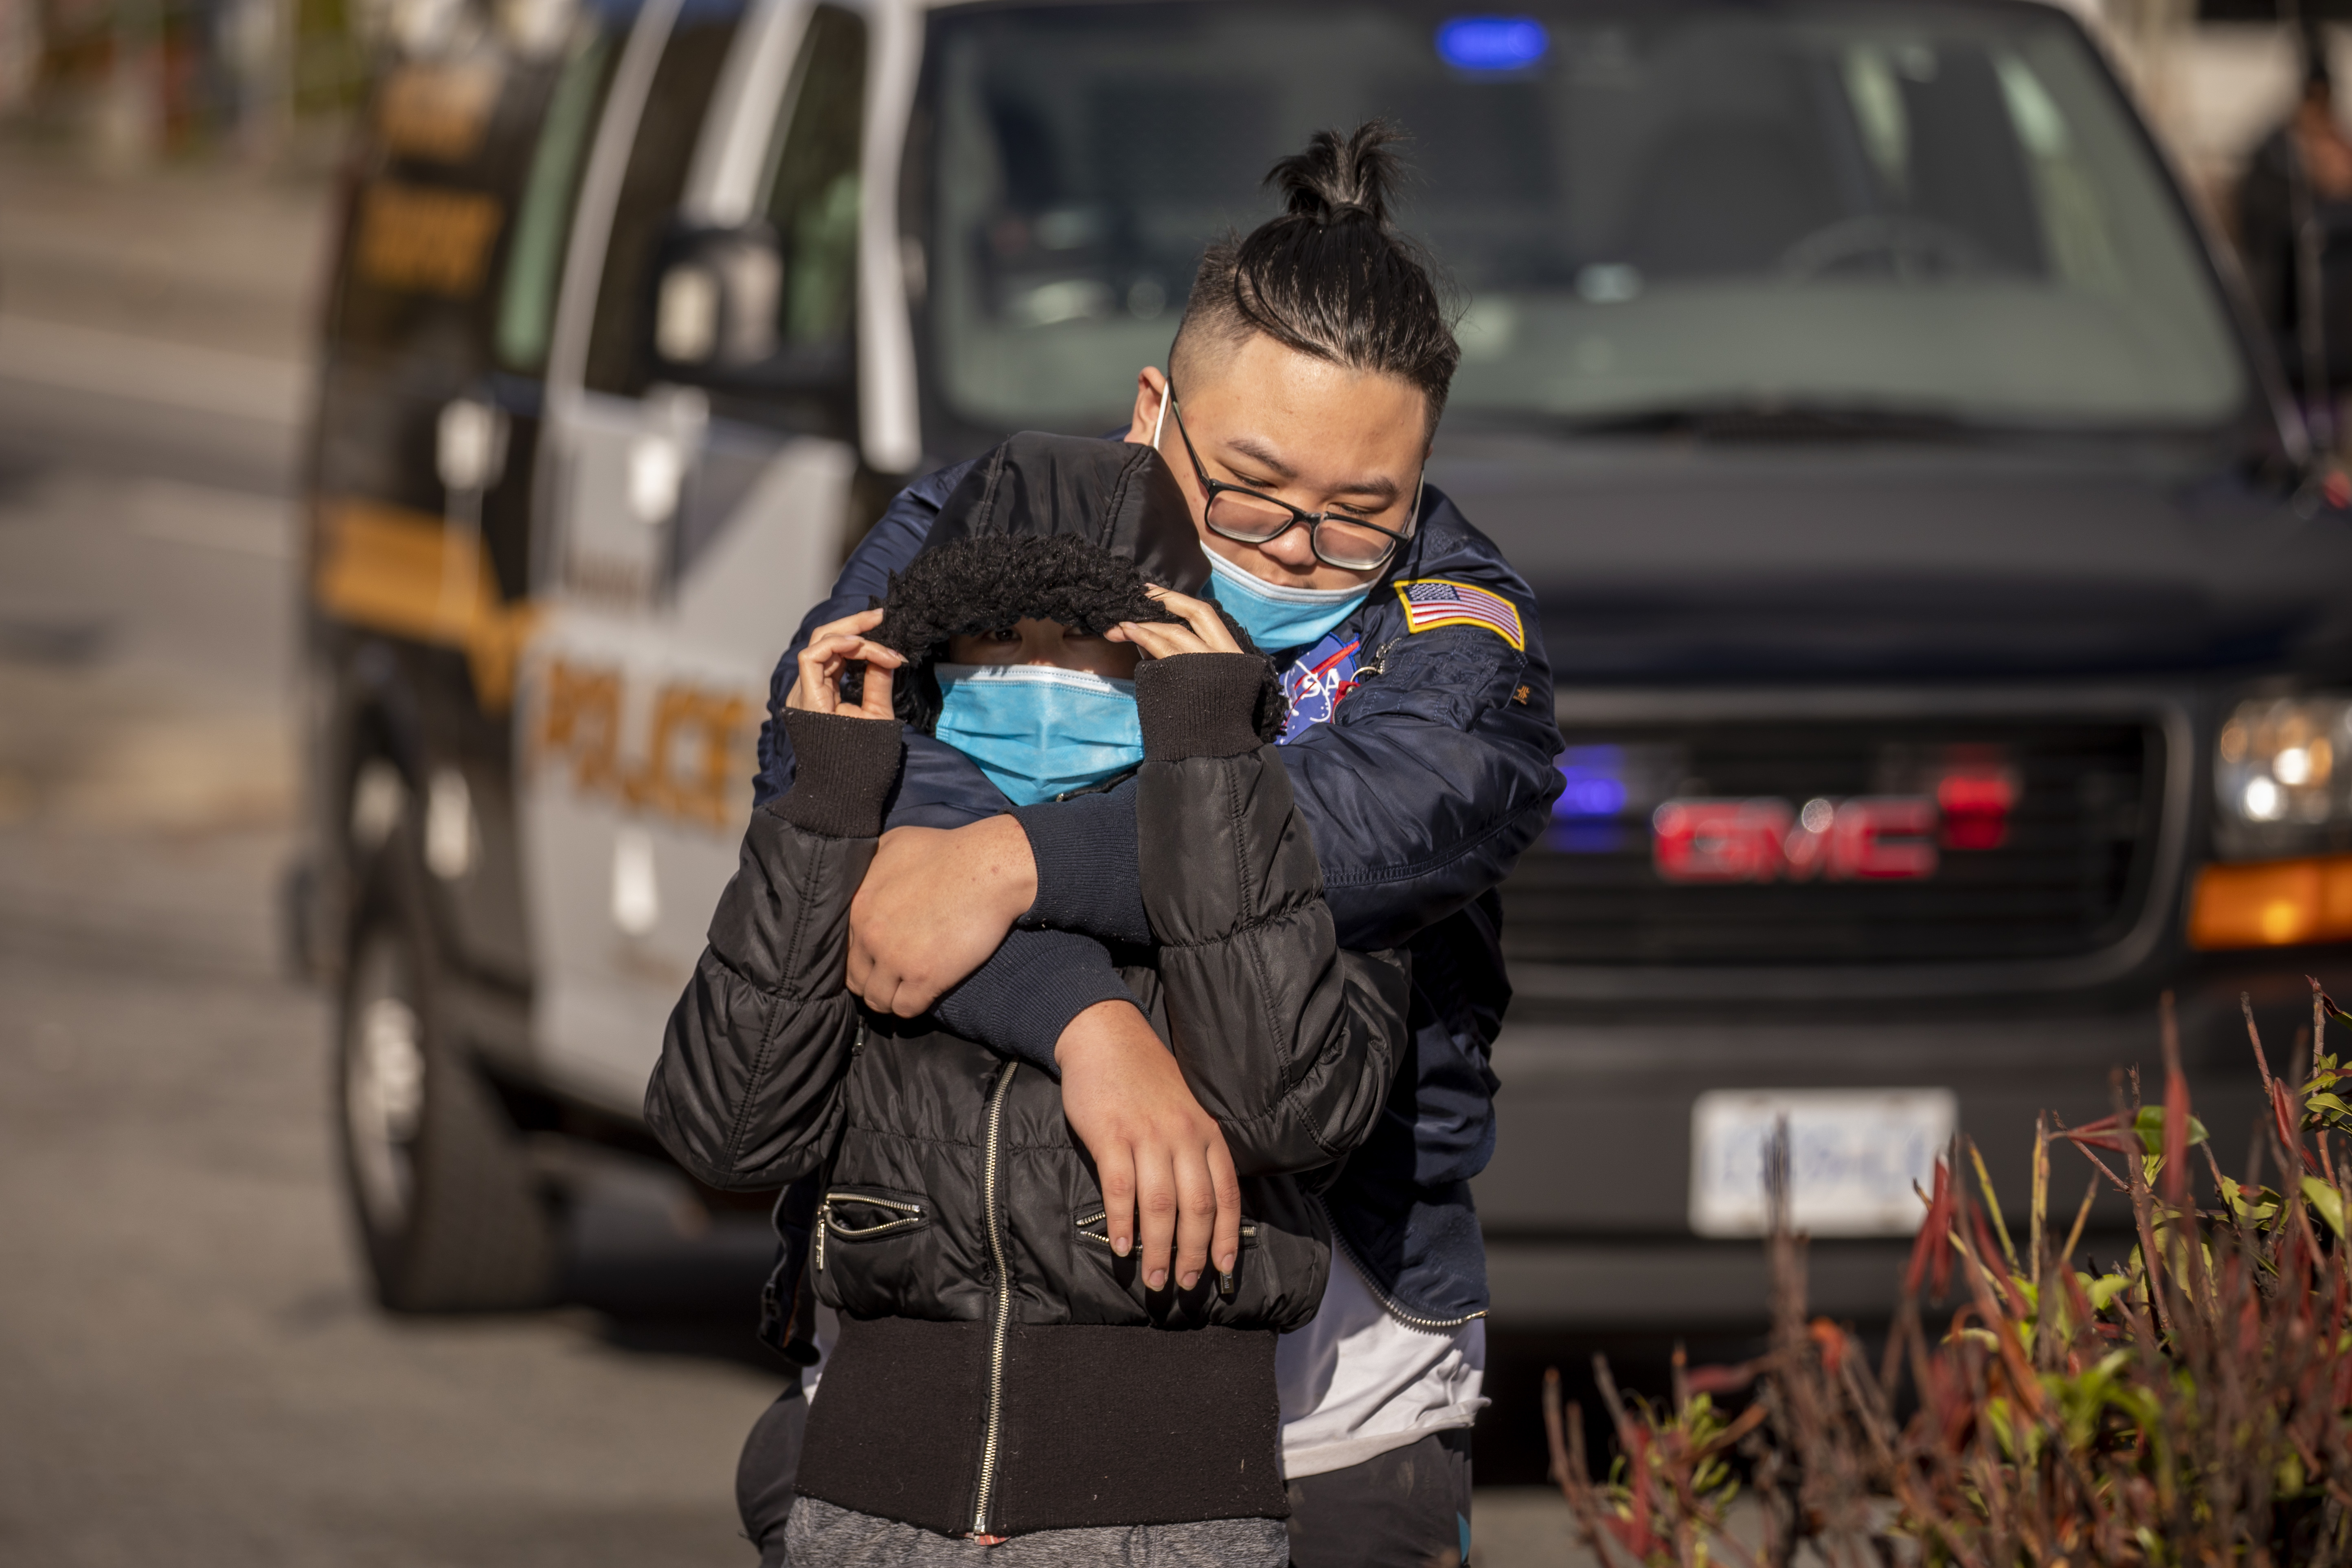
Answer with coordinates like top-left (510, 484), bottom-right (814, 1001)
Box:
top-left (2216, 695), bottom-right (2352, 842)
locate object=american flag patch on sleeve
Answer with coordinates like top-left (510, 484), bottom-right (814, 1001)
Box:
top-left (1393, 578), bottom-right (1525, 650)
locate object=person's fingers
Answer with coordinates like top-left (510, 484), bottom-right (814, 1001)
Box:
top-left (788, 641), bottom-right (840, 714)
top-left (1098, 1141), bottom-right (1136, 1259)
top-left (888, 972), bottom-right (929, 1018)
top-left (1172, 1141), bottom-right (1219, 1292)
top-left (845, 890), bottom-right (876, 989)
top-left (1144, 586), bottom-right (1242, 654)
top-left (791, 626), bottom-right (901, 713)
top-left (1135, 1144), bottom-right (1179, 1292)
top-left (1208, 1134), bottom-right (1243, 1282)
top-left (1113, 621), bottom-right (1208, 660)
top-left (858, 658), bottom-right (895, 722)
top-left (857, 954), bottom-right (902, 1013)
top-left (809, 607), bottom-right (887, 643)
top-left (838, 637), bottom-right (904, 667)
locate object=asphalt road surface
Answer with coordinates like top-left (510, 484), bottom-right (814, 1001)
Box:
top-left (0, 146), bottom-right (1595, 1568)
top-left (0, 149), bottom-right (800, 1568)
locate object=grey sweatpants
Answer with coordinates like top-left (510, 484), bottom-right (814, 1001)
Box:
top-left (781, 1496), bottom-right (1290, 1566)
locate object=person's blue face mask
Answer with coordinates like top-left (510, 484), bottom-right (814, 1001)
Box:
top-left (1202, 550), bottom-right (1370, 654)
top-left (933, 663), bottom-right (1144, 807)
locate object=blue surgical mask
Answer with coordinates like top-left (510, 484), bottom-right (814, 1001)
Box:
top-left (932, 663), bottom-right (1144, 807)
top-left (1203, 550), bottom-right (1371, 654)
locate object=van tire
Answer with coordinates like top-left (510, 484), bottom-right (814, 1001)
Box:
top-left (335, 833), bottom-right (557, 1312)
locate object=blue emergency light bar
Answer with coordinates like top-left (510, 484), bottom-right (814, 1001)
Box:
top-left (1435, 15), bottom-right (1549, 72)
top-left (1552, 745), bottom-right (1627, 819)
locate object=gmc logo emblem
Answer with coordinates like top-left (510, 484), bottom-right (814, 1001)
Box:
top-left (1652, 797), bottom-right (1940, 884)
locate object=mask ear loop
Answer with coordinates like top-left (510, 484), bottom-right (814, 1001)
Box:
top-left (1151, 380), bottom-right (1172, 450)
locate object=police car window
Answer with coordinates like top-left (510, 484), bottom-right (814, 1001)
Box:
top-left (496, 28), bottom-right (619, 373)
top-left (333, 48), bottom-right (558, 364)
top-left (582, 3), bottom-right (746, 397)
top-left (915, 1), bottom-right (2244, 439)
top-left (761, 5), bottom-right (867, 352)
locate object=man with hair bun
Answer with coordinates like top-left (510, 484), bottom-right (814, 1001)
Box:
top-left (745, 122), bottom-right (1564, 1567)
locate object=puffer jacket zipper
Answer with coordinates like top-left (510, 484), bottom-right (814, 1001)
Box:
top-left (970, 1061), bottom-right (1020, 1535)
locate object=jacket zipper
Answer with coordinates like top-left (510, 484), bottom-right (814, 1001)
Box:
top-left (1313, 1195), bottom-right (1486, 1333)
top-left (814, 1024), bottom-right (869, 1278)
top-left (821, 1193), bottom-right (926, 1239)
top-left (970, 1061), bottom-right (1020, 1536)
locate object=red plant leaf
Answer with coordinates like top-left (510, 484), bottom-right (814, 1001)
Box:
top-left (2058, 1114), bottom-right (2137, 1155)
top-left (1683, 1362), bottom-right (1756, 1397)
top-left (2161, 1037), bottom-right (2191, 1206)
top-left (1967, 1204), bottom-right (2028, 1320)
top-left (1809, 1317), bottom-right (1847, 1377)
top-left (1624, 1425), bottom-right (1654, 1550)
top-left (1905, 1160), bottom-right (1955, 1298)
top-left (2275, 1079), bottom-right (2315, 1173)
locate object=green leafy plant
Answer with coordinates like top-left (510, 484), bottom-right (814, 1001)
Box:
top-left (1545, 982), bottom-right (2352, 1567)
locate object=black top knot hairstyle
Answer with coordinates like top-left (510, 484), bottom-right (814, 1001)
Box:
top-left (1172, 121), bottom-right (1461, 435)
top-left (1268, 121), bottom-right (1397, 229)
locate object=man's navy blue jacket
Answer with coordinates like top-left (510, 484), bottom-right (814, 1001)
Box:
top-left (753, 451), bottom-right (1564, 1321)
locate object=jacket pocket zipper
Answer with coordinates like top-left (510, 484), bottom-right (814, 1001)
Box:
top-left (816, 1191), bottom-right (928, 1263)
top-left (970, 1062), bottom-right (1019, 1537)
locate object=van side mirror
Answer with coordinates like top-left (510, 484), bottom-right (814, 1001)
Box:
top-left (647, 223), bottom-right (853, 402)
top-left (652, 225), bottom-right (783, 370)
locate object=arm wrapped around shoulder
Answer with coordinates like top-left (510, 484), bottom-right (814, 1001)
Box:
top-left (645, 794), bottom-right (877, 1191)
top-left (1139, 728), bottom-right (1407, 1175)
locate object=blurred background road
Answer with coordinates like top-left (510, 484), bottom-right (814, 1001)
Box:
top-left (0, 148), bottom-right (805, 1568)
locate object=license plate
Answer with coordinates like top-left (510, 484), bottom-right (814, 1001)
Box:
top-left (1688, 1089), bottom-right (1957, 1238)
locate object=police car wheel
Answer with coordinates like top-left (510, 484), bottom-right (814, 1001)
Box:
top-left (336, 838), bottom-right (557, 1312)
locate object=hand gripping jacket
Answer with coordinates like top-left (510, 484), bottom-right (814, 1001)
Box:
top-left (647, 441), bottom-right (1408, 1539)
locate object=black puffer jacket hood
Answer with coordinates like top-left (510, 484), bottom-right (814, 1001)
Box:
top-left (919, 430), bottom-right (1210, 592)
top-left (871, 432), bottom-right (1285, 743)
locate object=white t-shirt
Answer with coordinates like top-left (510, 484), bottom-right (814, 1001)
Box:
top-left (1275, 1249), bottom-right (1487, 1480)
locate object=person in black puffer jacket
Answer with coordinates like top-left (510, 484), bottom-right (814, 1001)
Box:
top-left (645, 435), bottom-right (1407, 1566)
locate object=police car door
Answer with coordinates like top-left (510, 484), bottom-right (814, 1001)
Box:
top-left (518, 0), bottom-right (882, 1115)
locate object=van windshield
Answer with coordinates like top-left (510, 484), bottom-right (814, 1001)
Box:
top-left (915, 0), bottom-right (2246, 441)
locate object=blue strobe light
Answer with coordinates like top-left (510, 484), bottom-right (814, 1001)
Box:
top-left (1436, 15), bottom-right (1549, 72)
top-left (1552, 745), bottom-right (1627, 819)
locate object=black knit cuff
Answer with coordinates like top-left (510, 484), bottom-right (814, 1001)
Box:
top-left (931, 928), bottom-right (1138, 1077)
top-left (1011, 781), bottom-right (1152, 946)
top-left (1134, 654), bottom-right (1268, 762)
top-left (773, 708), bottom-right (904, 839)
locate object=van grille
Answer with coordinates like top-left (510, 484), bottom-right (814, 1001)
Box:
top-left (1500, 718), bottom-right (2164, 968)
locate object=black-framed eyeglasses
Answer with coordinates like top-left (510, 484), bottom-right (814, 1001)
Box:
top-left (1161, 388), bottom-right (1419, 573)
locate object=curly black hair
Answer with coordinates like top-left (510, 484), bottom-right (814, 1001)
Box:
top-left (873, 533), bottom-right (1180, 662)
top-left (863, 534), bottom-right (1287, 743)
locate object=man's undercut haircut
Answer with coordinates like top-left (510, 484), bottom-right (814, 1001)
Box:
top-left (1171, 121), bottom-right (1461, 435)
